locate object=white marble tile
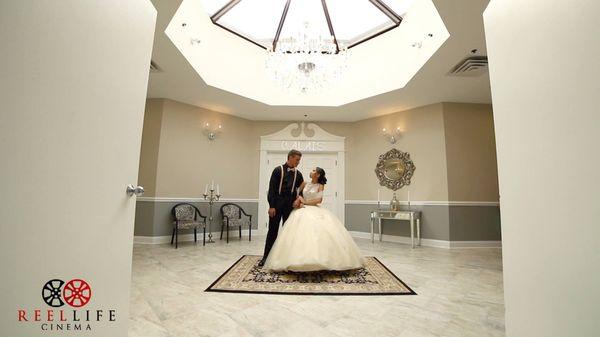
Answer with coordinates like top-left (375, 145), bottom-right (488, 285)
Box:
top-left (128, 238), bottom-right (505, 337)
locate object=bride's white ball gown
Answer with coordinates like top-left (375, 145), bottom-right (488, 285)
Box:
top-left (264, 182), bottom-right (365, 272)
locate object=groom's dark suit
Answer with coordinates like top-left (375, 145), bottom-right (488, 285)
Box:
top-left (261, 163), bottom-right (304, 263)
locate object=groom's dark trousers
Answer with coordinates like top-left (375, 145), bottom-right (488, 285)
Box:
top-left (261, 164), bottom-right (303, 262)
top-left (262, 195), bottom-right (293, 261)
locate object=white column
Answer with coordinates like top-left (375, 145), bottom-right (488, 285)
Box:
top-left (484, 1), bottom-right (600, 336)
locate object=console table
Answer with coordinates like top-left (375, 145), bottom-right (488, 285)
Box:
top-left (370, 210), bottom-right (421, 248)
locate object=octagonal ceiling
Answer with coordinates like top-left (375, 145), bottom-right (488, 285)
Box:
top-left (165, 0), bottom-right (449, 106)
top-left (203, 0), bottom-right (415, 50)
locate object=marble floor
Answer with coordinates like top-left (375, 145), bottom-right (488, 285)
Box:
top-left (128, 237), bottom-right (504, 337)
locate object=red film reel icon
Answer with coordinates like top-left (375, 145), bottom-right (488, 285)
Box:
top-left (62, 279), bottom-right (92, 307)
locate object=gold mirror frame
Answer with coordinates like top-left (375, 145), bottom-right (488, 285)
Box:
top-left (374, 148), bottom-right (416, 190)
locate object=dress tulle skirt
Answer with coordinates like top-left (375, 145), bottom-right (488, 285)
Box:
top-left (264, 205), bottom-right (365, 272)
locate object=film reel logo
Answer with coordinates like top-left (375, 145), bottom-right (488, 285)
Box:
top-left (42, 279), bottom-right (92, 308)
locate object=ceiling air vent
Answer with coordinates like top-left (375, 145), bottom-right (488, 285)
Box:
top-left (448, 56), bottom-right (488, 77)
top-left (150, 60), bottom-right (161, 72)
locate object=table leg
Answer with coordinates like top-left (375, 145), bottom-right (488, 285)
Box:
top-left (417, 218), bottom-right (421, 246)
top-left (410, 217), bottom-right (415, 248)
top-left (378, 218), bottom-right (382, 242)
top-left (371, 217), bottom-right (374, 243)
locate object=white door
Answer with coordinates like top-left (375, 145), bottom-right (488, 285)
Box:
top-left (0, 1), bottom-right (156, 336)
top-left (266, 152), bottom-right (339, 216)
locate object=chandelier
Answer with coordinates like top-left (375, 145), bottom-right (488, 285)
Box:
top-left (202, 0), bottom-right (412, 92)
top-left (265, 23), bottom-right (349, 93)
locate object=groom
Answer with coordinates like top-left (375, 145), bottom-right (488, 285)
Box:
top-left (258, 149), bottom-right (304, 266)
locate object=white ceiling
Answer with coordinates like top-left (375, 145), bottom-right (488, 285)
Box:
top-left (147, 0), bottom-right (492, 122)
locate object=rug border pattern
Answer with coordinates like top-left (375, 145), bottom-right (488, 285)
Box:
top-left (205, 255), bottom-right (417, 296)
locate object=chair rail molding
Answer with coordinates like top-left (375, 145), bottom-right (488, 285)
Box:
top-left (136, 197), bottom-right (259, 203)
top-left (258, 122), bottom-right (346, 236)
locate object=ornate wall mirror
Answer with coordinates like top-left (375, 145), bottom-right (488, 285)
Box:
top-left (375, 148), bottom-right (416, 190)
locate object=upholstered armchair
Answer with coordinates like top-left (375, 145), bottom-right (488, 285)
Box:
top-left (170, 203), bottom-right (207, 248)
top-left (219, 203), bottom-right (252, 243)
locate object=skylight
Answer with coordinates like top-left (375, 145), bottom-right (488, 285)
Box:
top-left (203, 0), bottom-right (415, 50)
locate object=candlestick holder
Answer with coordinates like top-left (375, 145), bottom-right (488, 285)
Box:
top-left (203, 188), bottom-right (221, 243)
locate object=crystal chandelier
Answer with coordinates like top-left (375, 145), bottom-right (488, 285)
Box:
top-left (265, 22), bottom-right (349, 93)
top-left (202, 0), bottom-right (413, 94)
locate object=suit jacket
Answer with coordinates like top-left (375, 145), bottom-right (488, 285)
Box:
top-left (267, 164), bottom-right (304, 209)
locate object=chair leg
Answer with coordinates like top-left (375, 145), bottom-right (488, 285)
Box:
top-left (194, 228), bottom-right (197, 243)
top-left (175, 228), bottom-right (178, 249)
top-left (226, 225), bottom-right (229, 243)
top-left (171, 228), bottom-right (175, 245)
top-left (220, 224), bottom-right (224, 240)
top-left (239, 226), bottom-right (242, 238)
top-left (249, 225), bottom-right (251, 242)
top-left (203, 227), bottom-right (206, 246)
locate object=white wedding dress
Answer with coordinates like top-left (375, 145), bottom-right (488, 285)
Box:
top-left (264, 182), bottom-right (365, 272)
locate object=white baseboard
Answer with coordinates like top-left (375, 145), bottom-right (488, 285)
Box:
top-left (349, 231), bottom-right (501, 249)
top-left (135, 231), bottom-right (501, 248)
top-left (447, 240), bottom-right (502, 248)
top-left (134, 230), bottom-right (263, 244)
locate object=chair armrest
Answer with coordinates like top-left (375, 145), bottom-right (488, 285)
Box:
top-left (239, 208), bottom-right (251, 217)
top-left (242, 214), bottom-right (252, 227)
top-left (194, 209), bottom-right (208, 221)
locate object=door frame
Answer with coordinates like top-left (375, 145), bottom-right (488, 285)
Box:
top-left (258, 122), bottom-right (346, 236)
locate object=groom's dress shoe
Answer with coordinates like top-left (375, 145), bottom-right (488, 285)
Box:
top-left (257, 259), bottom-right (265, 267)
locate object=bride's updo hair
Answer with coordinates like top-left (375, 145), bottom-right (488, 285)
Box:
top-left (316, 167), bottom-right (327, 185)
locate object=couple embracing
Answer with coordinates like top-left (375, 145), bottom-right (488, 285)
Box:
top-left (258, 149), bottom-right (365, 272)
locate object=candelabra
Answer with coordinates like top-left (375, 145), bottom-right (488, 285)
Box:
top-left (203, 186), bottom-right (221, 243)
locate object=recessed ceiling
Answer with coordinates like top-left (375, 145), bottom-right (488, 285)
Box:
top-left (164, 0), bottom-right (449, 106)
top-left (147, 0), bottom-right (492, 121)
top-left (204, 0), bottom-right (415, 50)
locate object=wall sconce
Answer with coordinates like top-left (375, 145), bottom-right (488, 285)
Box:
top-left (382, 127), bottom-right (402, 144)
top-left (203, 122), bottom-right (222, 141)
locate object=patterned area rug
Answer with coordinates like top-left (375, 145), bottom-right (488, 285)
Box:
top-left (206, 255), bottom-right (416, 295)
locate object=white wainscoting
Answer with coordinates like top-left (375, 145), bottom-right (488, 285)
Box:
top-left (348, 231), bottom-right (502, 249)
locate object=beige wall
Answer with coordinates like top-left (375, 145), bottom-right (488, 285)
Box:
top-left (443, 103), bottom-right (499, 201)
top-left (138, 99), bottom-right (498, 203)
top-left (152, 99), bottom-right (256, 198)
top-left (348, 103), bottom-right (449, 202)
top-left (137, 99), bottom-right (163, 196)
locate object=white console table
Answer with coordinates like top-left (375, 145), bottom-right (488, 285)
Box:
top-left (370, 210), bottom-right (421, 248)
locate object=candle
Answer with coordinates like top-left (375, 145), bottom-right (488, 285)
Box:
top-left (211, 180), bottom-right (214, 190)
top-left (217, 184), bottom-right (220, 195)
top-left (204, 184), bottom-right (208, 195)
top-left (408, 191), bottom-right (411, 204)
top-left (377, 188), bottom-right (380, 205)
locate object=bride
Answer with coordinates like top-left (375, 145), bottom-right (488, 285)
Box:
top-left (264, 167), bottom-right (365, 272)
